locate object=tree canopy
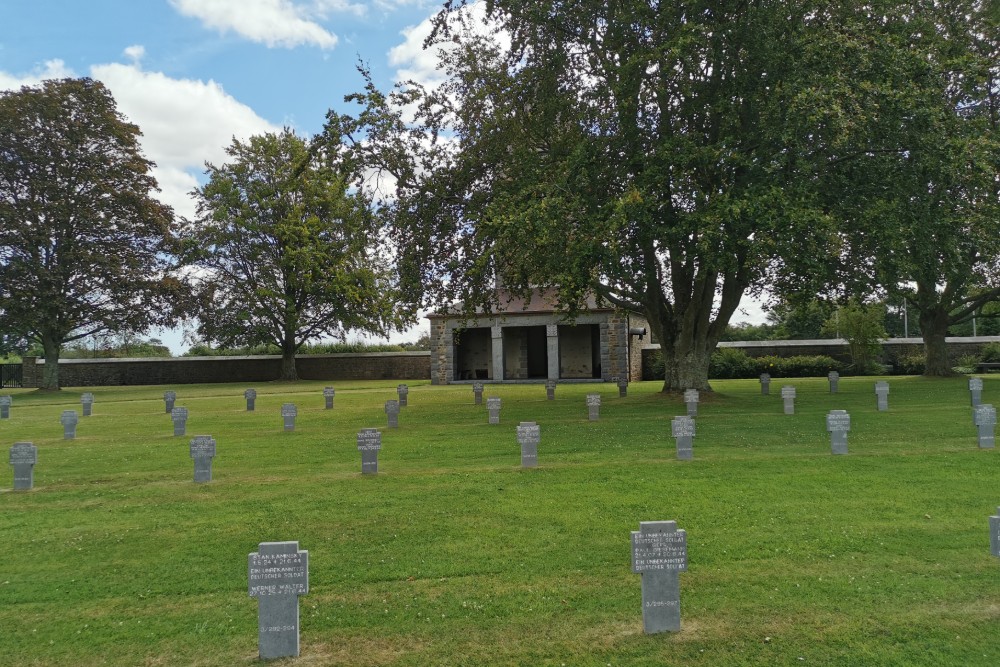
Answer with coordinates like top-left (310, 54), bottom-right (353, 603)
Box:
top-left (183, 129), bottom-right (413, 380)
top-left (0, 78), bottom-right (182, 390)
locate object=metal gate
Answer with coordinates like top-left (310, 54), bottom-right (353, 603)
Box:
top-left (1, 363), bottom-right (23, 388)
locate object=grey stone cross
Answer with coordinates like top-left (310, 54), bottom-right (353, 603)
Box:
top-left (759, 373), bottom-right (770, 395)
top-left (974, 404), bottom-right (996, 449)
top-left (517, 422), bottom-right (540, 467)
top-left (357, 428), bottom-right (381, 474)
top-left (189, 435), bottom-right (216, 483)
top-left (248, 541), bottom-right (309, 660)
top-left (970, 377), bottom-right (983, 408)
top-left (61, 410), bottom-right (78, 440)
top-left (81, 392), bottom-right (94, 416)
top-left (631, 521), bottom-right (687, 633)
top-left (587, 394), bottom-right (601, 421)
top-left (385, 400), bottom-right (400, 429)
top-left (683, 389), bottom-right (698, 417)
top-left (828, 371), bottom-right (840, 394)
top-left (826, 410), bottom-right (851, 455)
top-left (487, 397), bottom-right (501, 424)
top-left (781, 386), bottom-right (796, 415)
top-left (874, 381), bottom-right (890, 412)
top-left (546, 380), bottom-right (556, 401)
top-left (171, 407), bottom-right (188, 437)
top-left (397, 384), bottom-right (408, 407)
top-left (9, 442), bottom-right (37, 490)
top-left (245, 389), bottom-right (257, 411)
top-left (163, 390), bottom-right (176, 414)
top-left (473, 382), bottom-right (484, 405)
top-left (671, 416), bottom-right (695, 460)
top-left (323, 387), bottom-right (335, 410)
top-left (0, 394), bottom-right (11, 419)
top-left (281, 404), bottom-right (297, 431)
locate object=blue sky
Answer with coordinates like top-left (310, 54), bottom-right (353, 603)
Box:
top-left (2, 0), bottom-right (459, 351)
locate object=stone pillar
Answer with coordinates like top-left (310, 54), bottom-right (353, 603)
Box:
top-left (20, 357), bottom-right (39, 389)
top-left (491, 325), bottom-right (504, 382)
top-left (546, 324), bottom-right (560, 381)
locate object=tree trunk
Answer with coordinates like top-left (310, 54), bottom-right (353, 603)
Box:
top-left (40, 335), bottom-right (62, 391)
top-left (280, 350), bottom-right (299, 381)
top-left (919, 307), bottom-right (954, 376)
top-left (649, 305), bottom-right (715, 393)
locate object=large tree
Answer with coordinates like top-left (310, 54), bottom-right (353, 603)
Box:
top-left (184, 129), bottom-right (412, 380)
top-left (0, 78), bottom-right (182, 390)
top-left (785, 1), bottom-right (1000, 375)
top-left (327, 1), bottom-right (851, 392)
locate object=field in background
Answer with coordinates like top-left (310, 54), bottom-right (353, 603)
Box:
top-left (1, 377), bottom-right (999, 666)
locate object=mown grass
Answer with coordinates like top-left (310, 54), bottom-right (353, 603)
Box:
top-left (1, 376), bottom-right (999, 666)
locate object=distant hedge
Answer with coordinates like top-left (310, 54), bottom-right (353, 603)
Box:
top-left (649, 348), bottom-right (845, 380)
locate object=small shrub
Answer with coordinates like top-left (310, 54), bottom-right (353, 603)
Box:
top-left (979, 342), bottom-right (1000, 363)
top-left (894, 353), bottom-right (926, 375)
top-left (952, 353), bottom-right (980, 374)
top-left (750, 355), bottom-right (843, 378)
top-left (710, 348), bottom-right (755, 378)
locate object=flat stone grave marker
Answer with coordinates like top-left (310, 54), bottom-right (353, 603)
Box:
top-left (587, 394), bottom-right (601, 421)
top-left (631, 520), bottom-right (687, 633)
top-left (826, 410), bottom-right (851, 455)
top-left (281, 404), bottom-right (297, 431)
top-left (615, 376), bottom-right (628, 398)
top-left (9, 442), bottom-right (38, 490)
top-left (781, 386), bottom-right (796, 415)
top-left (759, 373), bottom-right (770, 395)
top-left (473, 382), bottom-right (484, 405)
top-left (517, 421), bottom-right (540, 467)
top-left (828, 371), bottom-right (840, 394)
top-left (385, 400), bottom-right (400, 429)
top-left (546, 379), bottom-right (556, 400)
top-left (970, 377), bottom-right (984, 407)
top-left (487, 397), bottom-right (501, 424)
top-left (671, 416), bottom-right (695, 460)
top-left (397, 384), bottom-right (408, 407)
top-left (248, 541), bottom-right (309, 660)
top-left (61, 410), bottom-right (78, 440)
top-left (0, 395), bottom-right (11, 419)
top-left (245, 389), bottom-right (257, 411)
top-left (164, 390), bottom-right (176, 414)
top-left (190, 435), bottom-right (216, 483)
top-left (323, 386), bottom-right (335, 410)
top-left (171, 407), bottom-right (188, 436)
top-left (875, 381), bottom-right (890, 411)
top-left (990, 507), bottom-right (1000, 558)
top-left (974, 403), bottom-right (996, 449)
top-left (683, 389), bottom-right (699, 417)
top-left (357, 428), bottom-right (381, 475)
top-left (81, 392), bottom-right (94, 416)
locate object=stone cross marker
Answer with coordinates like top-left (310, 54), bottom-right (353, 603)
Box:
top-left (781, 386), bottom-right (796, 415)
top-left (81, 392), bottom-right (94, 416)
top-left (357, 428), bottom-right (381, 475)
top-left (323, 386), bottom-right (335, 410)
top-left (874, 381), bottom-right (890, 411)
top-left (587, 394), bottom-right (601, 421)
top-left (615, 376), bottom-right (628, 398)
top-left (990, 507), bottom-right (1000, 558)
top-left (631, 520), bottom-right (688, 633)
top-left (281, 404), bottom-right (297, 432)
top-left (384, 400), bottom-right (400, 429)
top-left (171, 407), bottom-right (188, 437)
top-left (248, 541), bottom-right (309, 660)
top-left (189, 435), bottom-right (216, 483)
top-left (397, 384), bottom-right (409, 407)
top-left (61, 410), bottom-right (78, 440)
top-left (163, 390), bottom-right (176, 414)
top-left (9, 442), bottom-right (38, 491)
top-left (0, 394), bottom-right (11, 419)
top-left (517, 421), bottom-right (540, 468)
top-left (970, 377), bottom-right (984, 408)
top-left (759, 373), bottom-right (771, 395)
top-left (487, 397), bottom-right (501, 425)
top-left (245, 389), bottom-right (257, 412)
top-left (828, 371), bottom-right (840, 394)
top-left (683, 389), bottom-right (699, 417)
top-left (826, 410), bottom-right (851, 455)
top-left (974, 404), bottom-right (996, 449)
top-left (473, 382), bottom-right (485, 405)
top-left (671, 416), bottom-right (695, 460)
top-left (546, 379), bottom-right (556, 401)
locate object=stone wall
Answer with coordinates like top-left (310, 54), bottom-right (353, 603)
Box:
top-left (20, 352), bottom-right (431, 388)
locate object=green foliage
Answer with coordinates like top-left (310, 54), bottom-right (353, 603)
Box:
top-left (821, 300), bottom-right (887, 373)
top-left (952, 354), bottom-right (981, 375)
top-left (650, 349), bottom-right (843, 380)
top-left (182, 342), bottom-right (409, 357)
top-left (709, 348), bottom-right (758, 378)
top-left (0, 78), bottom-right (184, 389)
top-left (979, 343), bottom-right (1000, 363)
top-left (719, 322), bottom-right (776, 342)
top-left (182, 129), bottom-right (415, 379)
top-left (894, 353), bottom-right (927, 376)
top-left (767, 298), bottom-right (837, 340)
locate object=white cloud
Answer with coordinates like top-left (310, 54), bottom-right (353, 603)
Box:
top-left (168, 0), bottom-right (340, 49)
top-left (90, 62), bottom-right (280, 219)
top-left (123, 45), bottom-right (146, 63)
top-left (0, 59), bottom-right (76, 90)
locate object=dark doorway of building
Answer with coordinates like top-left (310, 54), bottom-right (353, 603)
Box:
top-left (453, 327), bottom-right (492, 381)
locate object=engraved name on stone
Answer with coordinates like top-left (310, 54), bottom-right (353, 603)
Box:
top-left (61, 410), bottom-right (78, 439)
top-left (189, 435), bottom-right (216, 483)
top-left (671, 416), bottom-right (695, 460)
top-left (248, 541), bottom-right (309, 660)
top-left (385, 400), bottom-right (400, 428)
top-left (323, 386), bottom-right (335, 410)
top-left (281, 404), bottom-right (297, 431)
top-left (357, 428), bottom-right (382, 474)
top-left (631, 521), bottom-right (687, 633)
top-left (974, 404), bottom-right (996, 449)
top-left (826, 410), bottom-right (851, 455)
top-left (487, 397), bottom-right (501, 425)
top-left (9, 442), bottom-right (38, 491)
top-left (517, 422), bottom-right (540, 467)
top-left (171, 407), bottom-right (188, 437)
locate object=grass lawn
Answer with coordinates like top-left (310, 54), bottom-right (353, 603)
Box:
top-left (1, 375), bottom-right (999, 666)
